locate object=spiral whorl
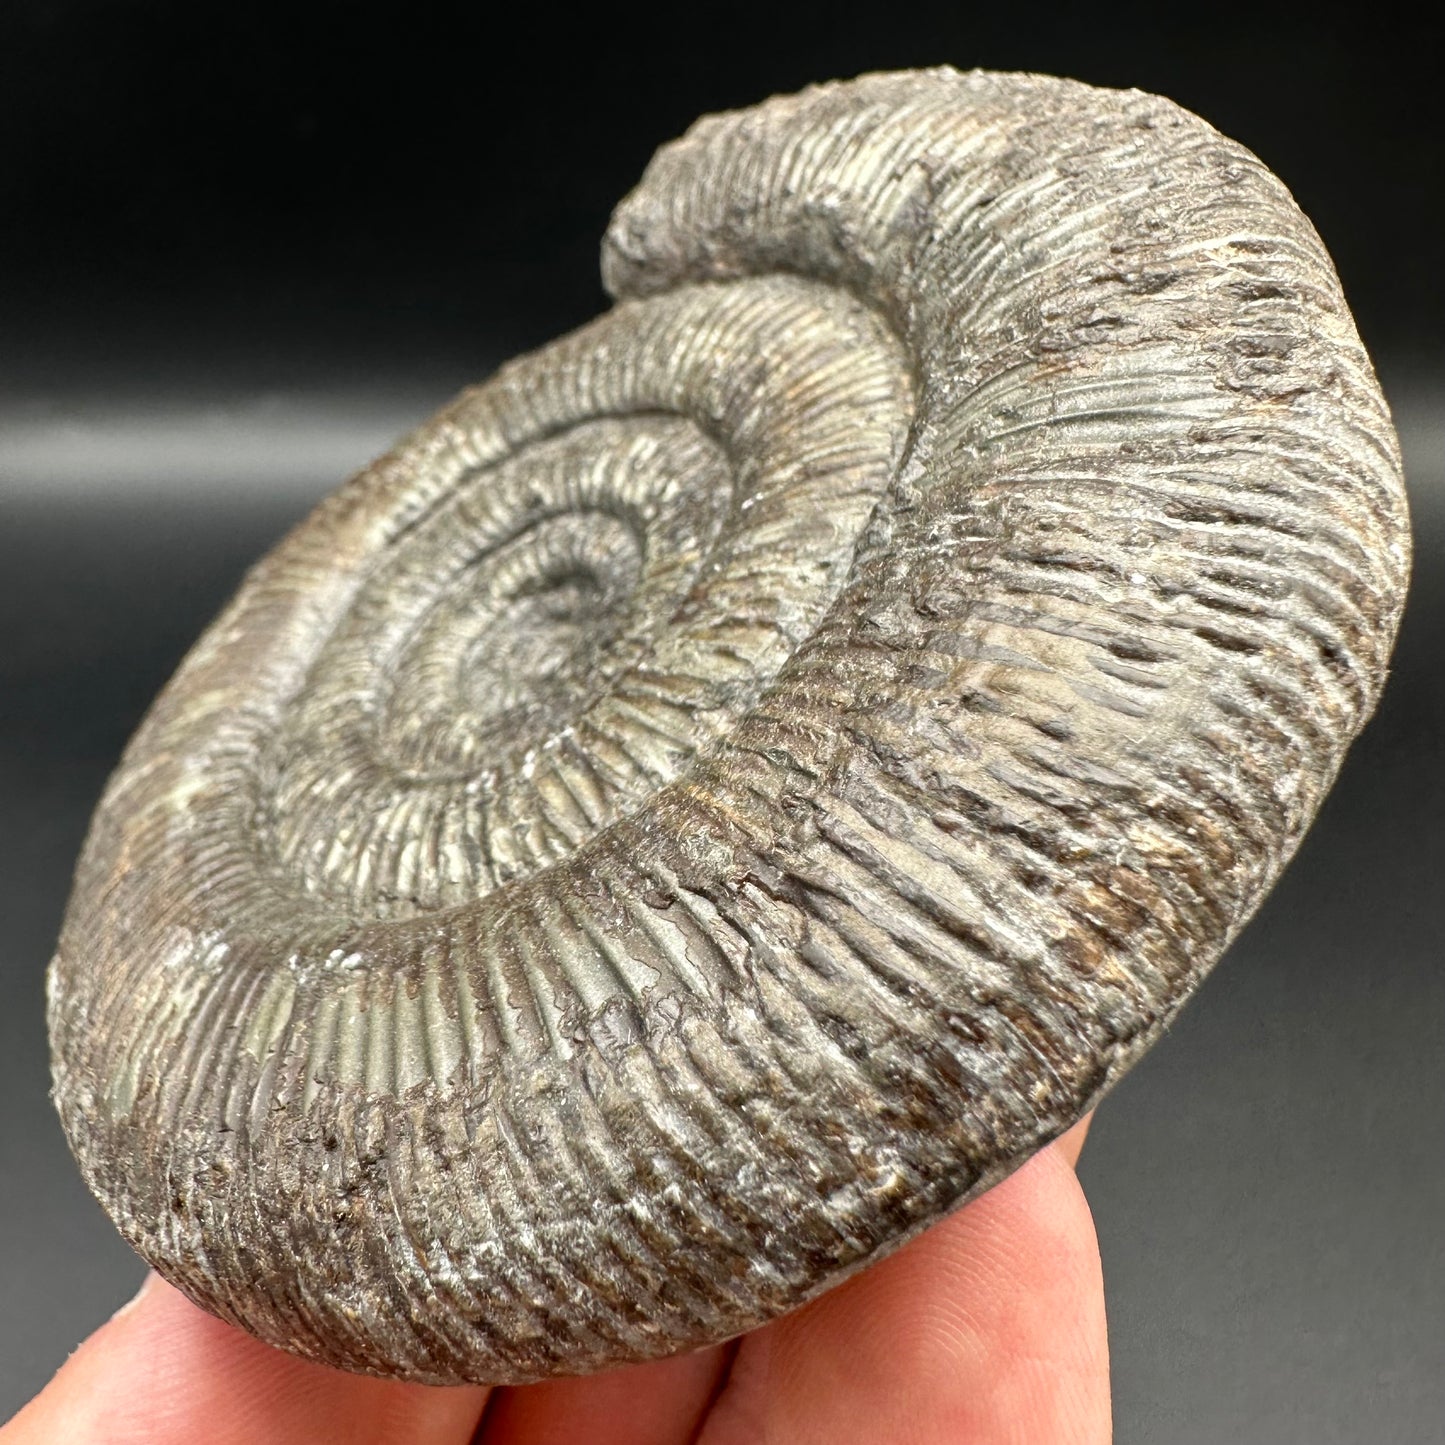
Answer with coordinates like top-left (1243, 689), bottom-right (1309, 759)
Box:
top-left (49, 69), bottom-right (1409, 1383)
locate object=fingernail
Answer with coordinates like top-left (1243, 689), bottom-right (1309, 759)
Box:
top-left (108, 1271), bottom-right (160, 1325)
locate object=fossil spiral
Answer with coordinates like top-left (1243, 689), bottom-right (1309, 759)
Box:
top-left (49, 68), bottom-right (1409, 1383)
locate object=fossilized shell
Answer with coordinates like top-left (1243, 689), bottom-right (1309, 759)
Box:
top-left (49, 68), bottom-right (1409, 1383)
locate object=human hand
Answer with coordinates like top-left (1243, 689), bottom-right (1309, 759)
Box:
top-left (2, 1115), bottom-right (1106, 1444)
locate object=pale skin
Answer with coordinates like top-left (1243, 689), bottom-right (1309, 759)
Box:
top-left (3, 1115), bottom-right (1106, 1444)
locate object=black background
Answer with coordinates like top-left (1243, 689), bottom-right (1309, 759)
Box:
top-left (5, 4), bottom-right (1442, 380)
top-left (2, 4), bottom-right (1442, 1438)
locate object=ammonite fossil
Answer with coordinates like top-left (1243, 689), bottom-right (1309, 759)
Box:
top-left (49, 68), bottom-right (1409, 1383)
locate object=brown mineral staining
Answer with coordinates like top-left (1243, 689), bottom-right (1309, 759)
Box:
top-left (49, 68), bottom-right (1408, 1382)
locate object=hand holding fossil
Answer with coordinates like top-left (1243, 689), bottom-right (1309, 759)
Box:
top-left (48, 67), bottom-right (1406, 1386)
top-left (2, 1121), bottom-right (1105, 1444)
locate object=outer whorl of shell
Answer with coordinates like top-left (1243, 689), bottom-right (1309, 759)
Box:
top-left (49, 68), bottom-right (1409, 1383)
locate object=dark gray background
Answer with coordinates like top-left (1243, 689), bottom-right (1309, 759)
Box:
top-left (2, 4), bottom-right (1441, 1439)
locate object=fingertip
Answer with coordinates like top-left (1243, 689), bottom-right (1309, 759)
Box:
top-left (2, 1276), bottom-right (488, 1445)
top-left (708, 1142), bottom-right (1111, 1445)
top-left (478, 1344), bottom-right (734, 1445)
top-left (1056, 1110), bottom-right (1096, 1170)
top-left (104, 1270), bottom-right (162, 1326)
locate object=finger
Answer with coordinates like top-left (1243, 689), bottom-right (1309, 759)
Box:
top-left (477, 1343), bottom-right (733, 1445)
top-left (2, 1274), bottom-right (489, 1445)
top-left (698, 1136), bottom-right (1111, 1445)
top-left (1056, 1110), bottom-right (1096, 1169)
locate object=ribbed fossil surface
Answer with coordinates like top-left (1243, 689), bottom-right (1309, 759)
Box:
top-left (49, 68), bottom-right (1409, 1382)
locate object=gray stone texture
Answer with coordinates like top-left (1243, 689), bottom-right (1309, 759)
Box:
top-left (48, 69), bottom-right (1409, 1382)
